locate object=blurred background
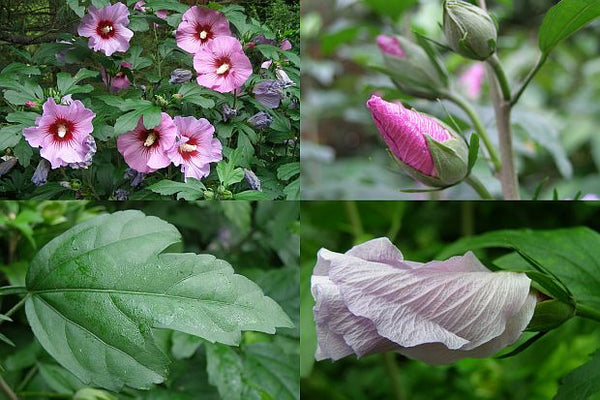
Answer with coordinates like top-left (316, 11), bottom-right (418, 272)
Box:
top-left (300, 201), bottom-right (600, 399)
top-left (300, 0), bottom-right (600, 199)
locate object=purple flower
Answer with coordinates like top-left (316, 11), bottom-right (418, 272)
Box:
top-left (23, 98), bottom-right (96, 169)
top-left (312, 238), bottom-right (537, 364)
top-left (244, 169), bottom-right (262, 191)
top-left (113, 188), bottom-right (129, 201)
top-left (221, 104), bottom-right (237, 122)
top-left (32, 159), bottom-right (51, 186)
top-left (0, 157), bottom-right (18, 178)
top-left (253, 80), bottom-right (285, 109)
top-left (247, 111), bottom-right (272, 130)
top-left (77, 3), bottom-right (134, 56)
top-left (169, 69), bottom-right (193, 84)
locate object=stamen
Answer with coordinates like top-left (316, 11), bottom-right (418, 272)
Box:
top-left (101, 25), bottom-right (113, 35)
top-left (144, 132), bottom-right (157, 147)
top-left (180, 143), bottom-right (197, 152)
top-left (57, 124), bottom-right (67, 138)
top-left (199, 30), bottom-right (208, 40)
top-left (216, 63), bottom-right (230, 75)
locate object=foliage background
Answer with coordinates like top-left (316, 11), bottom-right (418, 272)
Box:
top-left (0, 200), bottom-right (299, 399)
top-left (301, 0), bottom-right (600, 200)
top-left (301, 201), bottom-right (600, 399)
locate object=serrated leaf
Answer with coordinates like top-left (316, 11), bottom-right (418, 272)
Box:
top-left (555, 350), bottom-right (600, 400)
top-left (243, 343), bottom-right (299, 400)
top-left (25, 210), bottom-right (292, 391)
top-left (539, 0), bottom-right (600, 54)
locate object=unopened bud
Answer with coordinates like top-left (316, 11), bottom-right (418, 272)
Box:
top-left (443, 0), bottom-right (497, 60)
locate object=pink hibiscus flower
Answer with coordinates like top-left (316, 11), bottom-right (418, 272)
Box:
top-left (23, 98), bottom-right (96, 169)
top-left (167, 116), bottom-right (222, 181)
top-left (77, 3), bottom-right (134, 56)
top-left (100, 62), bottom-right (132, 92)
top-left (117, 113), bottom-right (177, 173)
top-left (193, 36), bottom-right (252, 93)
top-left (176, 6), bottom-right (232, 54)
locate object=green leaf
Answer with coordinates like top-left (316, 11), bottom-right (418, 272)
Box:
top-left (38, 362), bottom-right (85, 394)
top-left (113, 105), bottom-right (161, 136)
top-left (0, 125), bottom-right (23, 151)
top-left (439, 227), bottom-right (600, 310)
top-left (65, 0), bottom-right (85, 17)
top-left (555, 350), bottom-right (600, 400)
top-left (467, 133), bottom-right (480, 171)
top-left (362, 0), bottom-right (418, 20)
top-left (178, 83), bottom-right (216, 108)
top-left (0, 332), bottom-right (15, 347)
top-left (6, 111), bottom-right (39, 126)
top-left (25, 210), bottom-right (292, 391)
top-left (283, 179), bottom-right (300, 201)
top-left (14, 138), bottom-right (33, 167)
top-left (277, 162), bottom-right (300, 181)
top-left (539, 0), bottom-right (600, 54)
top-left (57, 68), bottom-right (99, 96)
top-left (126, 46), bottom-right (153, 70)
top-left (233, 191), bottom-right (269, 200)
top-left (243, 342), bottom-right (299, 400)
top-left (148, 179), bottom-right (205, 200)
top-left (206, 343), bottom-right (244, 400)
top-left (217, 151), bottom-right (245, 187)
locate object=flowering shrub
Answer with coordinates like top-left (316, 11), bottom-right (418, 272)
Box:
top-left (0, 0), bottom-right (300, 200)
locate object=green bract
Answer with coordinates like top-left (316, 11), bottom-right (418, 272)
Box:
top-left (443, 0), bottom-right (498, 61)
top-left (380, 36), bottom-right (449, 100)
top-left (24, 210), bottom-right (293, 391)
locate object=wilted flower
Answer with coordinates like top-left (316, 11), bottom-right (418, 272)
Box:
top-left (376, 34), bottom-right (448, 99)
top-left (130, 171), bottom-right (145, 187)
top-left (247, 111), bottom-right (273, 129)
top-left (113, 188), bottom-right (129, 201)
top-left (77, 3), bottom-right (134, 57)
top-left (0, 157), bottom-right (18, 178)
top-left (221, 104), bottom-right (237, 122)
top-left (176, 6), bottom-right (232, 54)
top-left (244, 169), bottom-right (262, 191)
top-left (459, 62), bottom-right (486, 99)
top-left (169, 68), bottom-right (193, 84)
top-left (116, 113), bottom-right (177, 173)
top-left (68, 136), bottom-right (96, 169)
top-left (276, 67), bottom-right (295, 87)
top-left (167, 116), bottom-right (222, 181)
top-left (366, 95), bottom-right (468, 187)
top-left (312, 237), bottom-right (537, 364)
top-left (23, 98), bottom-right (96, 169)
top-left (194, 36), bottom-right (252, 93)
top-left (32, 159), bottom-right (51, 186)
top-left (60, 94), bottom-right (74, 105)
top-left (253, 80), bottom-right (285, 109)
top-left (443, 0), bottom-right (497, 60)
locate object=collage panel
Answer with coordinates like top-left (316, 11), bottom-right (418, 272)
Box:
top-left (0, 200), bottom-right (299, 398)
top-left (0, 0), bottom-right (300, 201)
top-left (301, 201), bottom-right (600, 399)
top-left (301, 0), bottom-right (600, 200)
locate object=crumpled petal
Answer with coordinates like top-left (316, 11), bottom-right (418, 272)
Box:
top-left (312, 237), bottom-right (536, 364)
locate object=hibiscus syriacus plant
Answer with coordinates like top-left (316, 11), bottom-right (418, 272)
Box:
top-left (0, 0), bottom-right (300, 200)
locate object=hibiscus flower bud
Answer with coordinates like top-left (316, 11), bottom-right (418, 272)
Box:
top-left (366, 95), bottom-right (468, 187)
top-left (247, 111), bottom-right (273, 130)
top-left (443, 0), bottom-right (497, 61)
top-left (376, 34), bottom-right (448, 100)
top-left (526, 299), bottom-right (575, 332)
top-left (169, 68), bottom-right (193, 84)
top-left (311, 237), bottom-right (537, 364)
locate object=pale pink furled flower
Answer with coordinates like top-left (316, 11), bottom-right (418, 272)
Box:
top-left (134, 1), bottom-right (167, 21)
top-left (176, 6), bottom-right (232, 54)
top-left (116, 113), bottom-right (177, 173)
top-left (376, 34), bottom-right (406, 58)
top-left (312, 237), bottom-right (537, 364)
top-left (25, 100), bottom-right (37, 108)
top-left (193, 36), bottom-right (252, 93)
top-left (23, 98), bottom-right (96, 169)
top-left (366, 95), bottom-right (452, 177)
top-left (459, 62), bottom-right (486, 99)
top-left (280, 39), bottom-right (292, 51)
top-left (77, 3), bottom-right (134, 56)
top-left (167, 116), bottom-right (222, 181)
top-left (134, 1), bottom-right (147, 12)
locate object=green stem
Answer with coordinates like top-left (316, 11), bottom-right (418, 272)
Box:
top-left (487, 54), bottom-right (511, 101)
top-left (445, 92), bottom-right (502, 172)
top-left (465, 176), bottom-right (493, 199)
top-left (575, 304), bottom-right (600, 324)
top-left (0, 296), bottom-right (27, 328)
top-left (382, 353), bottom-right (404, 400)
top-left (0, 375), bottom-right (18, 400)
top-left (16, 365), bottom-right (38, 392)
top-left (511, 53), bottom-right (548, 106)
top-left (0, 286), bottom-right (27, 297)
top-left (344, 202), bottom-right (364, 239)
top-left (153, 26), bottom-right (162, 79)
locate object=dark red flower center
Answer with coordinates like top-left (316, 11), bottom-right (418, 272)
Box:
top-left (96, 20), bottom-right (116, 39)
top-left (178, 137), bottom-right (198, 161)
top-left (49, 119), bottom-right (75, 142)
top-left (139, 129), bottom-right (160, 149)
top-left (195, 25), bottom-right (214, 42)
top-left (215, 57), bottom-right (231, 77)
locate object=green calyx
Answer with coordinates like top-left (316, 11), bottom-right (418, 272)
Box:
top-left (443, 0), bottom-right (497, 61)
top-left (526, 299), bottom-right (575, 332)
top-left (381, 36), bottom-right (449, 100)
